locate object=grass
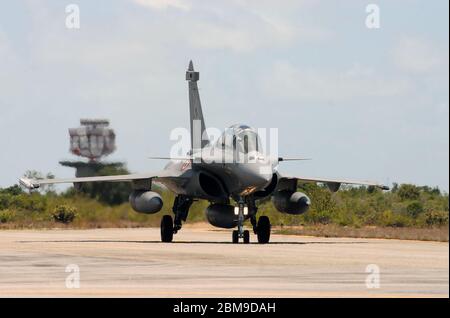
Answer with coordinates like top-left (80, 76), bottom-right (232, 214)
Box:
top-left (1, 207), bottom-right (448, 242)
top-left (276, 224), bottom-right (449, 242)
top-left (0, 183), bottom-right (448, 242)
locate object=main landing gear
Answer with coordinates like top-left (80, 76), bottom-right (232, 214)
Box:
top-left (232, 200), bottom-right (271, 244)
top-left (160, 195), bottom-right (193, 243)
top-left (256, 215), bottom-right (271, 244)
top-left (161, 215), bottom-right (174, 243)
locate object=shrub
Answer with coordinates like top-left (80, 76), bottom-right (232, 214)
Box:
top-left (52, 205), bottom-right (77, 224)
top-left (0, 209), bottom-right (15, 223)
top-left (333, 210), bottom-right (361, 227)
top-left (78, 164), bottom-right (132, 205)
top-left (380, 210), bottom-right (410, 227)
top-left (0, 185), bottom-right (23, 196)
top-left (397, 184), bottom-right (420, 201)
top-left (420, 186), bottom-right (441, 196)
top-left (302, 209), bottom-right (333, 225)
top-left (424, 211), bottom-right (449, 227)
top-left (11, 194), bottom-right (47, 212)
top-left (0, 193), bottom-right (11, 210)
top-left (406, 201), bottom-right (424, 218)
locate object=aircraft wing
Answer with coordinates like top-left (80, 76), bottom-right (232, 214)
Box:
top-left (278, 174), bottom-right (390, 192)
top-left (19, 172), bottom-right (168, 190)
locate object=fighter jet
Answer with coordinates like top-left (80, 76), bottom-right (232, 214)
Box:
top-left (20, 61), bottom-right (389, 244)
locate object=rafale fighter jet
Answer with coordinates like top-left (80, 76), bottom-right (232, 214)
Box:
top-left (20, 61), bottom-right (389, 244)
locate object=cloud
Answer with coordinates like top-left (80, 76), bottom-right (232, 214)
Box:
top-left (132, 0), bottom-right (191, 11)
top-left (186, 19), bottom-right (295, 53)
top-left (261, 61), bottom-right (412, 102)
top-left (392, 37), bottom-right (448, 73)
top-left (1, 1), bottom-right (448, 191)
top-left (0, 29), bottom-right (8, 53)
top-left (0, 28), bottom-right (15, 62)
top-left (0, 28), bottom-right (24, 104)
top-left (130, 0), bottom-right (328, 52)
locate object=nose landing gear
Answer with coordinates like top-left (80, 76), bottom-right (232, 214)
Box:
top-left (231, 199), bottom-right (271, 244)
top-left (232, 229), bottom-right (250, 244)
top-left (232, 201), bottom-right (251, 244)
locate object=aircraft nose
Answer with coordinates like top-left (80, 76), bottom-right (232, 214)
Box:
top-left (246, 164), bottom-right (273, 187)
top-left (259, 170), bottom-right (273, 183)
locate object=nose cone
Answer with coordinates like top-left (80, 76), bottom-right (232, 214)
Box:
top-left (240, 163), bottom-right (273, 189)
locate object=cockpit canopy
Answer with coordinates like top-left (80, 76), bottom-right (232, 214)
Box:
top-left (215, 124), bottom-right (262, 154)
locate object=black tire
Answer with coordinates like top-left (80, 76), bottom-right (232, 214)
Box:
top-left (243, 230), bottom-right (250, 244)
top-left (232, 230), bottom-right (239, 244)
top-left (161, 215), bottom-right (174, 243)
top-left (257, 216), bottom-right (271, 244)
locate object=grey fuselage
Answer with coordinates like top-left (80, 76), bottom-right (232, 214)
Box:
top-left (160, 125), bottom-right (275, 202)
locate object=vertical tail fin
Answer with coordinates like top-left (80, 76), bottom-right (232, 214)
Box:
top-left (186, 60), bottom-right (209, 153)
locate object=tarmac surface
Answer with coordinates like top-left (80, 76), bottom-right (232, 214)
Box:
top-left (0, 227), bottom-right (448, 297)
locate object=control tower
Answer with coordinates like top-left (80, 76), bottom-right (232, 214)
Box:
top-left (68, 119), bottom-right (116, 162)
top-left (60, 119), bottom-right (122, 178)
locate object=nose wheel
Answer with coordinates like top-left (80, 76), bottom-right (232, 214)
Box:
top-left (232, 200), bottom-right (251, 244)
top-left (232, 229), bottom-right (250, 244)
top-left (243, 230), bottom-right (250, 244)
top-left (232, 230), bottom-right (238, 243)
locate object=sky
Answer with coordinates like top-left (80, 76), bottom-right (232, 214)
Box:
top-left (0, 0), bottom-right (448, 191)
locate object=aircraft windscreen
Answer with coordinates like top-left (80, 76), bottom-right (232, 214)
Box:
top-left (216, 125), bottom-right (261, 154)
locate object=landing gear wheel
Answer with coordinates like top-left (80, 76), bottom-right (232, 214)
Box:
top-left (232, 230), bottom-right (239, 244)
top-left (243, 230), bottom-right (250, 244)
top-left (257, 216), bottom-right (271, 244)
top-left (161, 215), bottom-right (174, 243)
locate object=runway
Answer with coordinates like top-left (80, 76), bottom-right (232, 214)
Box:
top-left (0, 227), bottom-right (448, 297)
